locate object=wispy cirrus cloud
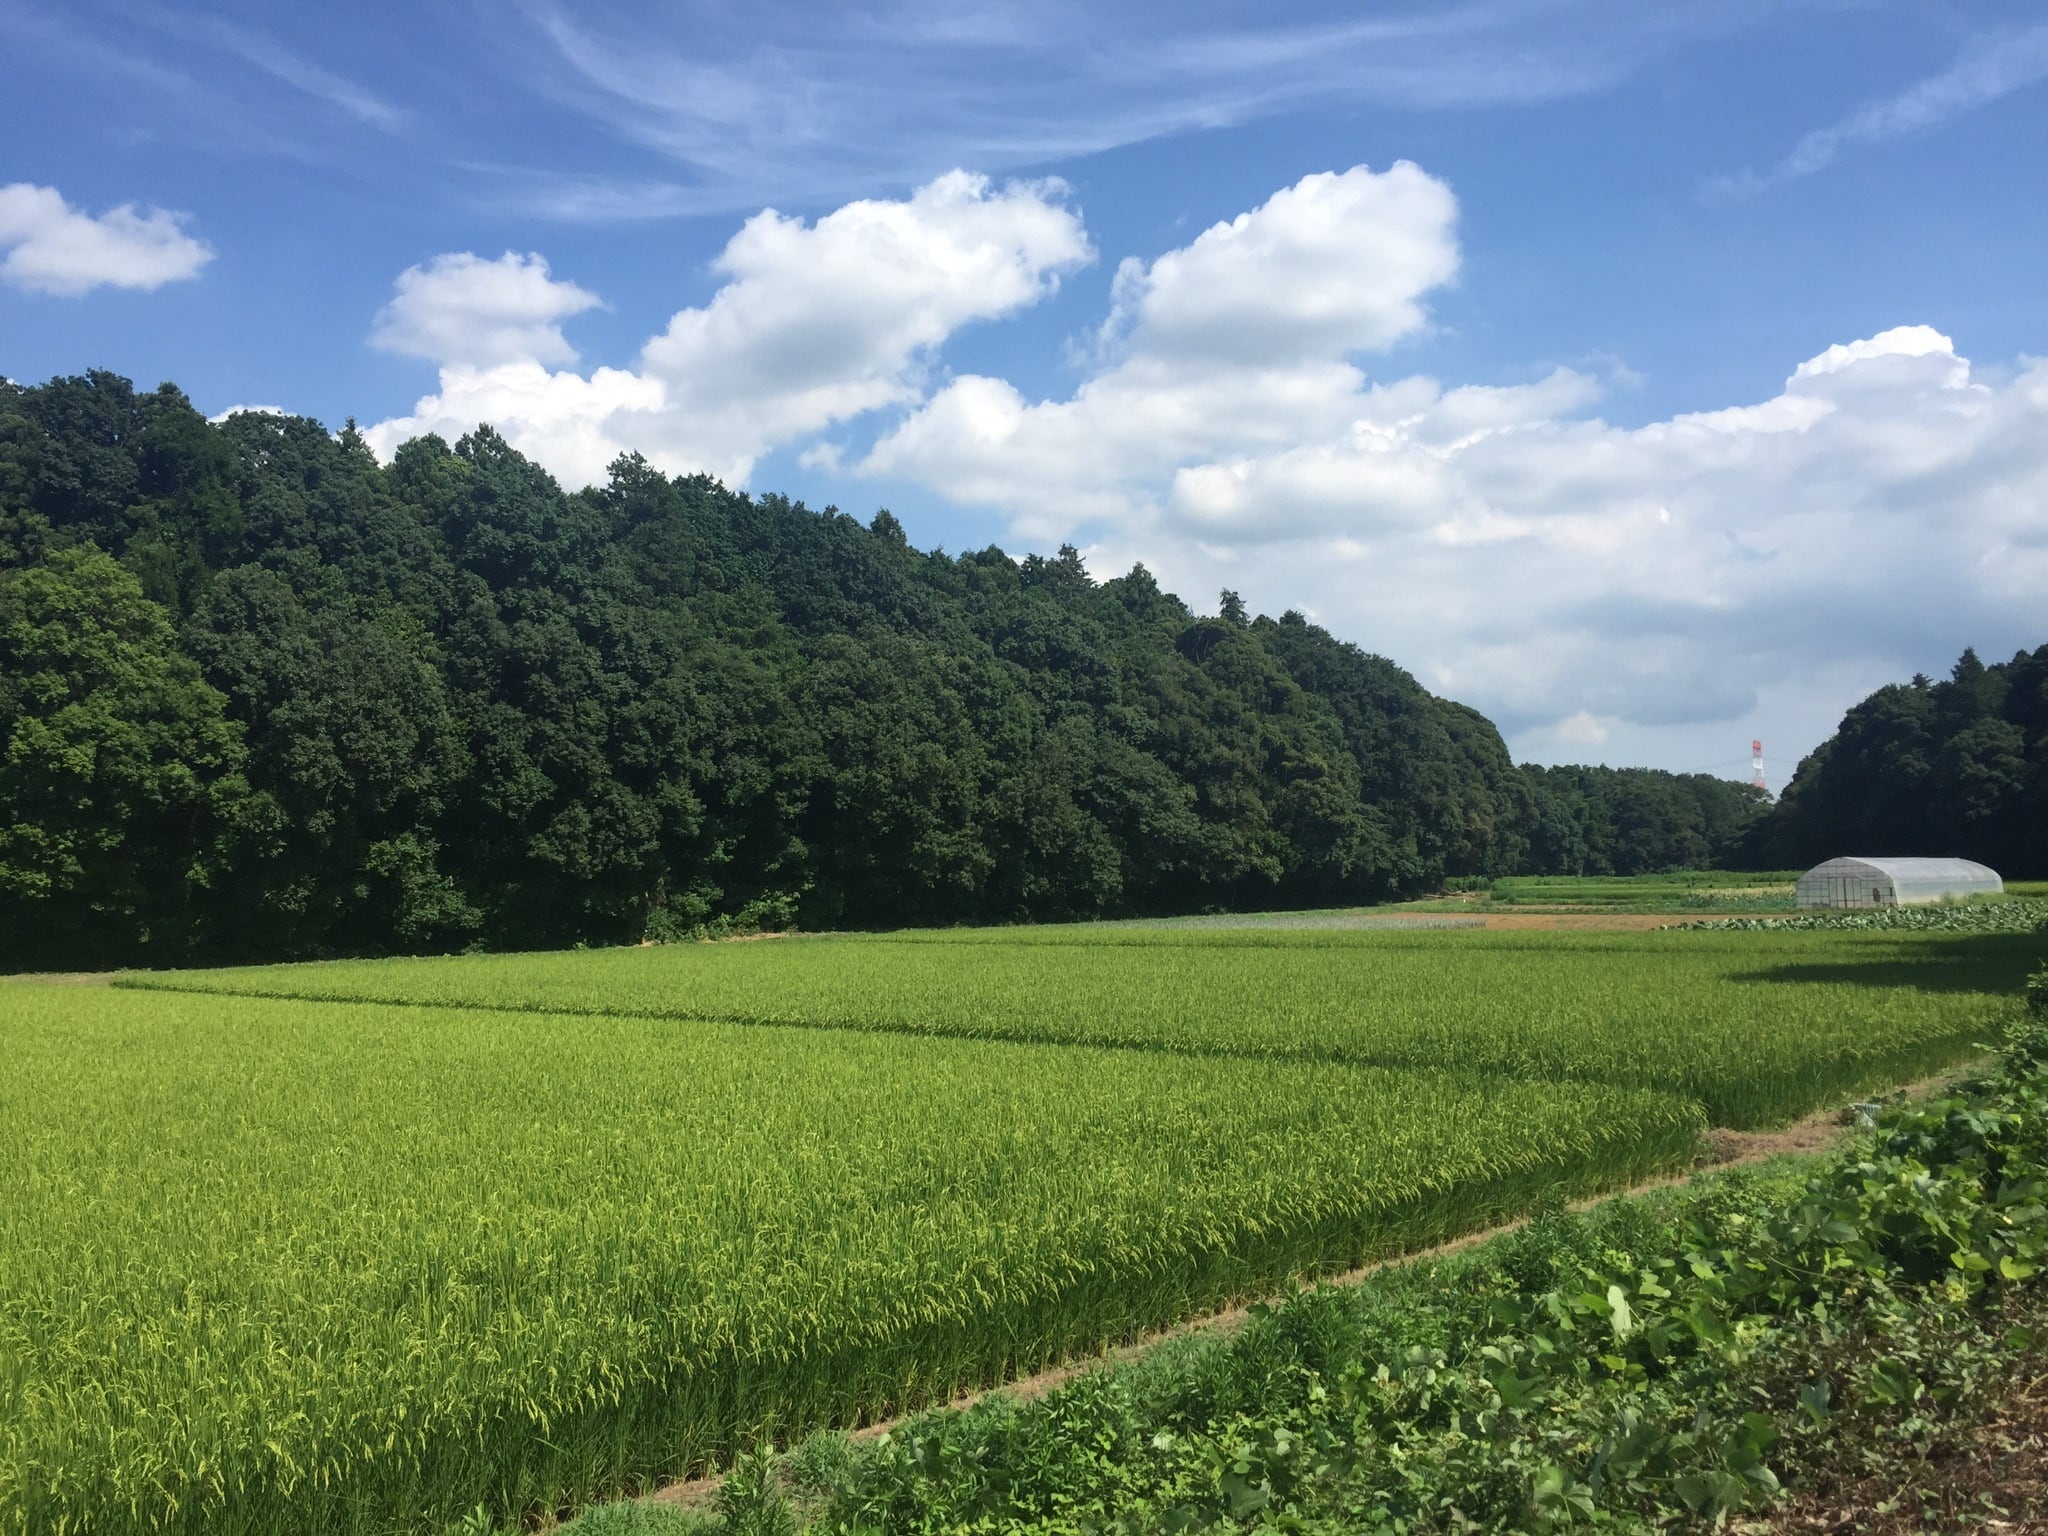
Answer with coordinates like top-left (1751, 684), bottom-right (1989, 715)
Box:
top-left (0, 0), bottom-right (1893, 224)
top-left (203, 20), bottom-right (408, 133)
top-left (458, 166), bottom-right (714, 223)
top-left (497, 0), bottom-right (1782, 217)
top-left (1704, 22), bottom-right (2048, 201)
top-left (0, 2), bottom-right (380, 165)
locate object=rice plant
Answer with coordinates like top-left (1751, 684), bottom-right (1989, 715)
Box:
top-left (0, 984), bottom-right (1698, 1536)
top-left (123, 925), bottom-right (2031, 1128)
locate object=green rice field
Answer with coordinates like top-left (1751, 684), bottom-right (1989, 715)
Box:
top-left (122, 926), bottom-right (2033, 1127)
top-left (4, 907), bottom-right (2038, 1533)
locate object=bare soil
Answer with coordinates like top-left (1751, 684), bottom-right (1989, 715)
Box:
top-left (1744, 1363), bottom-right (2048, 1533)
top-left (1703, 1114), bottom-right (1850, 1164)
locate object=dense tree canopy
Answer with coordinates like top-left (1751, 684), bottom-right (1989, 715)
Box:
top-left (0, 545), bottom-right (246, 959)
top-left (1758, 646), bottom-right (2048, 876)
top-left (0, 371), bottom-right (1770, 967)
top-left (1520, 763), bottom-right (1769, 878)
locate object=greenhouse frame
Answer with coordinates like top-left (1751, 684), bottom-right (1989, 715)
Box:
top-left (1793, 856), bottom-right (2004, 910)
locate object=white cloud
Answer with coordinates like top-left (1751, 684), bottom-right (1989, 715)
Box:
top-left (366, 171), bottom-right (1091, 486)
top-left (1103, 162), bottom-right (1459, 366)
top-left (1789, 323), bottom-right (1964, 384)
top-left (207, 403), bottom-right (287, 423)
top-left (0, 182), bottom-right (213, 296)
top-left (371, 252), bottom-right (602, 368)
top-left (852, 168), bottom-right (2048, 771)
top-left (507, 1), bottom-right (1764, 216)
top-left (1706, 24), bottom-right (2048, 198)
top-left (362, 159), bottom-right (2048, 775)
top-left (1538, 711), bottom-right (1612, 751)
top-left (634, 170), bottom-right (1091, 478)
top-left (364, 362), bottom-right (665, 492)
top-left (864, 162), bottom-right (1462, 538)
top-left (1173, 328), bottom-right (2042, 738)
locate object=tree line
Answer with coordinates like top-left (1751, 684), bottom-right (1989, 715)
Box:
top-left (1758, 645), bottom-right (2048, 876)
top-left (0, 371), bottom-right (1793, 967)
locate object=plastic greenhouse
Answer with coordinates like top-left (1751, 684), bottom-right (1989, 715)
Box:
top-left (1794, 857), bottom-right (2004, 910)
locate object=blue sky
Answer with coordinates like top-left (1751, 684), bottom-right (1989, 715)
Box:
top-left (4, 0), bottom-right (2046, 781)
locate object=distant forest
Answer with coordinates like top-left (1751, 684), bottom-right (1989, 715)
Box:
top-left (1758, 645), bottom-right (2048, 877)
top-left (0, 373), bottom-right (2032, 967)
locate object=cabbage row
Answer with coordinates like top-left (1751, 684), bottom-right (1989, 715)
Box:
top-left (1688, 897), bottom-right (2048, 933)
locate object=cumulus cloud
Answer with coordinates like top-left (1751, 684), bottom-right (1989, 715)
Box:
top-left (636, 170), bottom-right (1092, 476)
top-left (361, 159), bottom-right (2048, 772)
top-left (365, 362), bottom-right (665, 493)
top-left (1789, 323), bottom-right (1964, 384)
top-left (854, 168), bottom-right (2047, 770)
top-left (1101, 162), bottom-right (1459, 366)
top-left (1170, 334), bottom-right (2041, 767)
top-left (371, 251), bottom-right (603, 368)
top-left (365, 171), bottom-right (1091, 486)
top-left (0, 182), bottom-right (213, 295)
top-left (864, 162), bottom-right (1463, 538)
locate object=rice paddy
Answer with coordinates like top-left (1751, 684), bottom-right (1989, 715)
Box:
top-left (4, 903), bottom-right (2033, 1533)
top-left (119, 925), bottom-right (2035, 1128)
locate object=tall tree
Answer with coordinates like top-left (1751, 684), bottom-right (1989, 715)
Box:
top-left (0, 546), bottom-right (247, 964)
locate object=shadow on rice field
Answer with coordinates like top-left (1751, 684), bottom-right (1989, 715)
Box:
top-left (1727, 931), bottom-right (2042, 995)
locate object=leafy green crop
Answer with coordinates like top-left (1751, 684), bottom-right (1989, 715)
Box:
top-left (0, 985), bottom-right (1697, 1536)
top-left (1691, 896), bottom-right (2048, 933)
top-left (1482, 870), bottom-right (1802, 913)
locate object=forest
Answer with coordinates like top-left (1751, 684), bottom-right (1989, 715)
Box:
top-left (0, 370), bottom-right (2031, 968)
top-left (1759, 644), bottom-right (2048, 875)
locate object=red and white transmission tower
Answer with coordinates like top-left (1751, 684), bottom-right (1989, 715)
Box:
top-left (1751, 739), bottom-right (1767, 794)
